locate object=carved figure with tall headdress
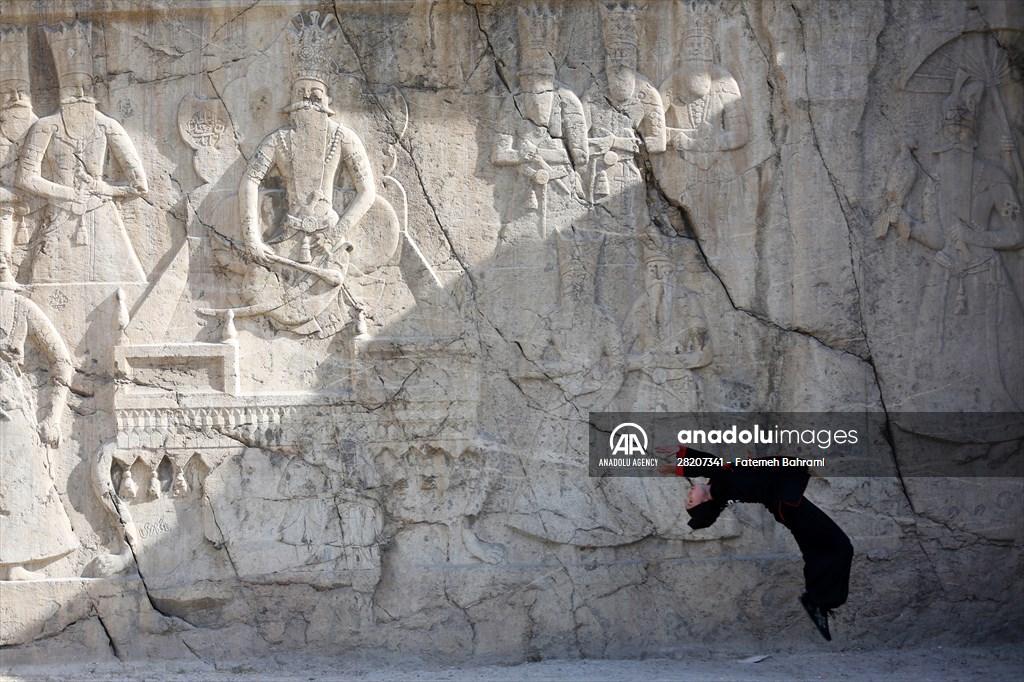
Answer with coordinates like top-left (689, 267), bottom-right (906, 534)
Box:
top-left (490, 3), bottom-right (589, 242)
top-left (659, 7), bottom-right (747, 159)
top-left (585, 2), bottom-right (666, 211)
top-left (236, 10), bottom-right (377, 337)
top-left (889, 68), bottom-right (1024, 411)
top-left (15, 21), bottom-right (148, 284)
top-left (0, 27), bottom-right (40, 283)
top-left (617, 227), bottom-right (711, 412)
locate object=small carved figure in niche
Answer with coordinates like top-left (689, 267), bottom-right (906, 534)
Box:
top-left (146, 468), bottom-right (161, 500)
top-left (659, 24), bottom-right (748, 163)
top-left (237, 10), bottom-right (376, 337)
top-left (585, 2), bottom-right (666, 211)
top-left (618, 229), bottom-right (711, 412)
top-left (0, 286), bottom-right (76, 580)
top-left (888, 69), bottom-right (1023, 410)
top-left (0, 28), bottom-right (40, 284)
top-left (491, 4), bottom-right (588, 241)
top-left (15, 21), bottom-right (148, 285)
top-left (172, 469), bottom-right (189, 498)
top-left (118, 468), bottom-right (138, 499)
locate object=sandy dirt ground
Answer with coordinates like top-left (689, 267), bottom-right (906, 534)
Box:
top-left (3, 643), bottom-right (1022, 681)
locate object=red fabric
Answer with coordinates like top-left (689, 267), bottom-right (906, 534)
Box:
top-left (675, 445), bottom-right (687, 476)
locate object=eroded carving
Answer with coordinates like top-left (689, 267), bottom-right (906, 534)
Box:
top-left (16, 21), bottom-right (149, 285)
top-left (586, 2), bottom-right (666, 211)
top-left (491, 4), bottom-right (588, 241)
top-left (618, 230), bottom-right (711, 411)
top-left (887, 35), bottom-right (1024, 411)
top-left (0, 287), bottom-right (75, 581)
top-left (659, 19), bottom-right (748, 159)
top-left (517, 231), bottom-right (625, 412)
top-left (0, 28), bottom-right (39, 285)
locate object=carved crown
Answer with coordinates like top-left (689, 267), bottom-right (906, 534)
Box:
top-left (555, 230), bottom-right (601, 294)
top-left (641, 226), bottom-right (674, 267)
top-left (517, 4), bottom-right (558, 75)
top-left (942, 69), bottom-right (985, 131)
top-left (46, 21), bottom-right (94, 86)
top-left (682, 0), bottom-right (714, 43)
top-left (0, 27), bottom-right (30, 87)
top-left (287, 10), bottom-right (339, 86)
top-left (600, 2), bottom-right (639, 53)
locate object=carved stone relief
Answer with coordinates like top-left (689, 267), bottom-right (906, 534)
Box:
top-left (16, 21), bottom-right (149, 286)
top-left (0, 0), bottom-right (1019, 668)
top-left (878, 29), bottom-right (1024, 412)
top-left (0, 287), bottom-right (76, 581)
top-left (0, 28), bottom-right (39, 285)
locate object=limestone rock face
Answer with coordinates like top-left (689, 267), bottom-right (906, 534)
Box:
top-left (0, 0), bottom-right (1021, 666)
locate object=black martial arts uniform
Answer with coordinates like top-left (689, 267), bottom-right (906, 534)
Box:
top-left (674, 446), bottom-right (853, 612)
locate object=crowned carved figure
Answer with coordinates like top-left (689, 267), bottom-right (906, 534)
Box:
top-left (15, 21), bottom-right (149, 285)
top-left (888, 68), bottom-right (1024, 411)
top-left (237, 10), bottom-right (376, 337)
top-left (491, 3), bottom-right (589, 242)
top-left (658, 10), bottom-right (748, 161)
top-left (0, 285), bottom-right (77, 580)
top-left (0, 27), bottom-right (38, 283)
top-left (585, 2), bottom-right (666, 211)
top-left (618, 228), bottom-right (711, 412)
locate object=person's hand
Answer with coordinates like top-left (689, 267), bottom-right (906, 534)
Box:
top-left (520, 140), bottom-right (538, 162)
top-left (656, 463), bottom-right (677, 476)
top-left (39, 415), bottom-right (62, 447)
top-left (246, 240), bottom-right (275, 265)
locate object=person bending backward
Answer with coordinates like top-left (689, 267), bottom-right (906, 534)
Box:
top-left (656, 445), bottom-right (853, 641)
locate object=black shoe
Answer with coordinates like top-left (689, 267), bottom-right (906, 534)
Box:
top-left (800, 593), bottom-right (832, 641)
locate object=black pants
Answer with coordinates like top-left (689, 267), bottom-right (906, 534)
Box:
top-left (778, 497), bottom-right (853, 609)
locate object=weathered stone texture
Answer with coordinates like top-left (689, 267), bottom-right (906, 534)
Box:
top-left (0, 0), bottom-right (1021, 667)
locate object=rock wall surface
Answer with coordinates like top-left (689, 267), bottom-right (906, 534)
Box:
top-left (0, 0), bottom-right (1021, 667)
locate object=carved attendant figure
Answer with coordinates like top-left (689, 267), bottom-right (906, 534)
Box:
top-left (0, 286), bottom-right (76, 580)
top-left (238, 10), bottom-right (376, 336)
top-left (653, 19), bottom-right (749, 249)
top-left (619, 232), bottom-right (711, 411)
top-left (659, 28), bottom-right (748, 163)
top-left (16, 21), bottom-right (148, 285)
top-left (586, 2), bottom-right (666, 211)
top-left (491, 4), bottom-right (588, 241)
top-left (890, 70), bottom-right (1024, 411)
top-left (0, 28), bottom-right (38, 284)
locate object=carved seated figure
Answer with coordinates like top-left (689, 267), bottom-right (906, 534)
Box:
top-left (224, 11), bottom-right (400, 338)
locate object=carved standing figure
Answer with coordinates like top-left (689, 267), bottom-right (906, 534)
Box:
top-left (0, 28), bottom-right (39, 284)
top-left (657, 21), bottom-right (749, 245)
top-left (659, 28), bottom-right (748, 161)
top-left (16, 21), bottom-right (148, 285)
top-left (890, 70), bottom-right (1024, 411)
top-left (586, 2), bottom-right (666, 212)
top-left (491, 4), bottom-right (588, 242)
top-left (237, 10), bottom-right (376, 337)
top-left (0, 286), bottom-right (76, 580)
top-left (618, 231), bottom-right (711, 411)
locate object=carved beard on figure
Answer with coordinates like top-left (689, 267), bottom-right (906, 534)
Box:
top-left (288, 101), bottom-right (331, 206)
top-left (0, 100), bottom-right (33, 140)
top-left (646, 271), bottom-right (670, 329)
top-left (60, 99), bottom-right (97, 140)
top-left (607, 66), bottom-right (636, 105)
top-left (681, 59), bottom-right (713, 99)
